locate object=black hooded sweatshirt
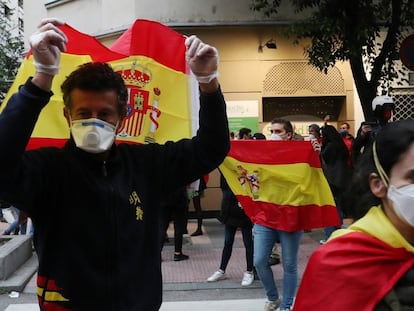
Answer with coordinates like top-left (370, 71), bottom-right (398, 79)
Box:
top-left (0, 78), bottom-right (229, 311)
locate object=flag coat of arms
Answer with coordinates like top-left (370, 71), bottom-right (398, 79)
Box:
top-left (1, 19), bottom-right (199, 149)
top-left (220, 140), bottom-right (340, 232)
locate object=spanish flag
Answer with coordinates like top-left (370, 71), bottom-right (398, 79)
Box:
top-left (1, 19), bottom-right (197, 150)
top-left (219, 140), bottom-right (340, 232)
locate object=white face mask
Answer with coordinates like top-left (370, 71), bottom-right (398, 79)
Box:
top-left (270, 133), bottom-right (283, 141)
top-left (373, 141), bottom-right (414, 227)
top-left (70, 118), bottom-right (117, 154)
top-left (387, 184), bottom-right (414, 227)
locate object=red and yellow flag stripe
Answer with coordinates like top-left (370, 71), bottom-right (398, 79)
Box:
top-left (293, 206), bottom-right (414, 310)
top-left (220, 140), bottom-right (340, 232)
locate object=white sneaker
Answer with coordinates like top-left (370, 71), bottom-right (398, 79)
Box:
top-left (241, 271), bottom-right (254, 286)
top-left (207, 270), bottom-right (225, 282)
top-left (263, 299), bottom-right (281, 311)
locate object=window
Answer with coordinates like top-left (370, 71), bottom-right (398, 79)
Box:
top-left (262, 96), bottom-right (345, 122)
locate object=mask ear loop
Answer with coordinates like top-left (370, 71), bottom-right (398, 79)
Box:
top-left (373, 141), bottom-right (390, 187)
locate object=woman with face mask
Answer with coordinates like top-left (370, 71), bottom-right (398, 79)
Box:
top-left (293, 120), bottom-right (414, 311)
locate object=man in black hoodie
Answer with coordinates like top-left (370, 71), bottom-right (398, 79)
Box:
top-left (0, 18), bottom-right (229, 311)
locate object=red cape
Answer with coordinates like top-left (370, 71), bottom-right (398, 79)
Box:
top-left (293, 231), bottom-right (414, 311)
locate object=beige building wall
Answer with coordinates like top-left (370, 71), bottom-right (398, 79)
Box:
top-left (23, 1), bottom-right (357, 213)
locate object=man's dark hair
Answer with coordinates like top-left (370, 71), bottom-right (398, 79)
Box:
top-left (61, 62), bottom-right (128, 117)
top-left (270, 118), bottom-right (293, 134)
top-left (253, 132), bottom-right (266, 140)
top-left (238, 127), bottom-right (251, 139)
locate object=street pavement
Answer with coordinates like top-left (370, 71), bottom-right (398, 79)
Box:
top-left (0, 218), bottom-right (325, 311)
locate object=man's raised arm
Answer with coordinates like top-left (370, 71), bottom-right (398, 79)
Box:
top-left (30, 18), bottom-right (67, 91)
top-left (0, 18), bottom-right (67, 187)
top-left (185, 35), bottom-right (219, 93)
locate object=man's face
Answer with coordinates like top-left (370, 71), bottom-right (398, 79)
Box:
top-left (309, 128), bottom-right (319, 138)
top-left (270, 123), bottom-right (291, 141)
top-left (340, 124), bottom-right (349, 134)
top-left (64, 89), bottom-right (121, 127)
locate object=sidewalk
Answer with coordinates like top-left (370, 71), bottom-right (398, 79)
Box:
top-left (4, 299), bottom-right (267, 311)
top-left (1, 218), bottom-right (325, 310)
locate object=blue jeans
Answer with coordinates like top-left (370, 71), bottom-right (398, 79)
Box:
top-left (253, 224), bottom-right (302, 309)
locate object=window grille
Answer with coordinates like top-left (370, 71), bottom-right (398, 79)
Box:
top-left (391, 88), bottom-right (414, 121)
top-left (263, 62), bottom-right (345, 97)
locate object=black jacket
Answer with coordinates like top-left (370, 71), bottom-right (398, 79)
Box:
top-left (219, 173), bottom-right (252, 228)
top-left (376, 265), bottom-right (414, 310)
top-left (0, 78), bottom-right (229, 311)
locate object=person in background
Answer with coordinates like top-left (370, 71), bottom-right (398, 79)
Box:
top-left (252, 132), bottom-right (266, 140)
top-left (160, 187), bottom-right (190, 261)
top-left (207, 128), bottom-right (259, 286)
top-left (352, 121), bottom-right (375, 167)
top-left (255, 118), bottom-right (303, 311)
top-left (308, 123), bottom-right (322, 143)
top-left (339, 122), bottom-right (354, 168)
top-left (0, 18), bottom-right (229, 311)
top-left (187, 176), bottom-right (208, 236)
top-left (207, 173), bottom-right (254, 286)
top-left (352, 96), bottom-right (394, 169)
top-left (318, 125), bottom-right (352, 243)
top-left (293, 120), bottom-right (414, 310)
top-left (237, 127), bottom-right (252, 140)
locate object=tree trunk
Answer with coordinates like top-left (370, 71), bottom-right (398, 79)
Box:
top-left (349, 55), bottom-right (378, 123)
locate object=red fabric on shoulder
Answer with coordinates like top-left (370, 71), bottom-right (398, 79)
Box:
top-left (293, 231), bottom-right (414, 311)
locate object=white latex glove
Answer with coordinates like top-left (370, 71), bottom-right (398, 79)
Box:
top-left (308, 134), bottom-right (321, 152)
top-left (29, 18), bottom-right (68, 76)
top-left (311, 139), bottom-right (321, 153)
top-left (185, 35), bottom-right (218, 84)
